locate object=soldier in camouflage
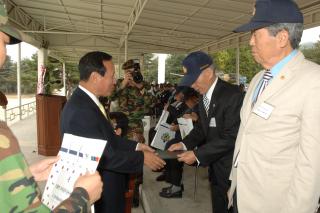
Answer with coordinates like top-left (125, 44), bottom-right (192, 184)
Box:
top-left (110, 59), bottom-right (156, 207)
top-left (0, 1), bottom-right (102, 212)
top-left (110, 59), bottom-right (155, 144)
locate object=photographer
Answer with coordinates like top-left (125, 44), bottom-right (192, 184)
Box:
top-left (111, 59), bottom-right (154, 143)
top-left (110, 59), bottom-right (155, 207)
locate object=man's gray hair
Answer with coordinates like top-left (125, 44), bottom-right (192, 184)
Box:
top-left (266, 23), bottom-right (303, 49)
top-left (209, 64), bottom-right (216, 71)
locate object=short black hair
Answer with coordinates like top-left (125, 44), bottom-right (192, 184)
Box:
top-left (109, 112), bottom-right (129, 137)
top-left (78, 51), bottom-right (112, 81)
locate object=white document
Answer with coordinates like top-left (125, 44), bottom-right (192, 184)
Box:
top-left (151, 123), bottom-right (175, 150)
top-left (42, 133), bottom-right (107, 210)
top-left (155, 110), bottom-right (169, 131)
top-left (177, 118), bottom-right (193, 139)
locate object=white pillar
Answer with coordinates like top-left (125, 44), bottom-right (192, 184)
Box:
top-left (124, 35), bottom-right (128, 62)
top-left (140, 53), bottom-right (144, 72)
top-left (37, 48), bottom-right (48, 94)
top-left (236, 43), bottom-right (240, 85)
top-left (62, 62), bottom-right (66, 96)
top-left (158, 54), bottom-right (166, 84)
top-left (17, 43), bottom-right (22, 120)
top-left (118, 50), bottom-right (121, 78)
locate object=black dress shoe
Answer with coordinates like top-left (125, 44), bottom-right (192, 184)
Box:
top-left (161, 184), bottom-right (184, 192)
top-left (159, 188), bottom-right (182, 198)
top-left (156, 173), bottom-right (166, 181)
top-left (161, 185), bottom-right (173, 192)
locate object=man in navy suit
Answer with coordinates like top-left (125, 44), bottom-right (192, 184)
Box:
top-left (169, 51), bottom-right (243, 213)
top-left (60, 51), bottom-right (165, 213)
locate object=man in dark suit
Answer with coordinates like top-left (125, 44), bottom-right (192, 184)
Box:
top-left (168, 51), bottom-right (243, 213)
top-left (60, 51), bottom-right (165, 213)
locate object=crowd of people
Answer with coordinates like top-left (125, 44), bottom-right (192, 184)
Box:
top-left (1, 0), bottom-right (320, 213)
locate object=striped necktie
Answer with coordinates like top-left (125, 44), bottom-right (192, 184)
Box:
top-left (252, 70), bottom-right (273, 105)
top-left (203, 95), bottom-right (210, 115)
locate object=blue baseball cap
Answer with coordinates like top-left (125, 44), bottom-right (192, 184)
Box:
top-left (234, 0), bottom-right (303, 32)
top-left (179, 51), bottom-right (213, 86)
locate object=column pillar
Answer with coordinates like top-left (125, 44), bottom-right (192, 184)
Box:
top-left (37, 48), bottom-right (48, 94)
top-left (62, 62), bottom-right (66, 96)
top-left (17, 43), bottom-right (21, 120)
top-left (124, 35), bottom-right (128, 62)
top-left (236, 41), bottom-right (240, 85)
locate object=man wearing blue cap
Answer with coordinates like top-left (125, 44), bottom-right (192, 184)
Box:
top-left (168, 51), bottom-right (243, 213)
top-left (229, 0), bottom-right (320, 212)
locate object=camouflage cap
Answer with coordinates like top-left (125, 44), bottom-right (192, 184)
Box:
top-left (122, 59), bottom-right (140, 70)
top-left (0, 0), bottom-right (22, 44)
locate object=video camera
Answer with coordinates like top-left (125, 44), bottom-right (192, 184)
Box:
top-left (122, 59), bottom-right (143, 84)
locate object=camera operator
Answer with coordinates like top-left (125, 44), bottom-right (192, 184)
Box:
top-left (111, 59), bottom-right (154, 143)
top-left (110, 59), bottom-right (155, 207)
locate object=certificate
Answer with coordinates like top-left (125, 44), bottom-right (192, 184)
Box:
top-left (151, 123), bottom-right (175, 150)
top-left (42, 133), bottom-right (107, 210)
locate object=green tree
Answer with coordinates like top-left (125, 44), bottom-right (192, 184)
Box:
top-left (21, 54), bottom-right (38, 93)
top-left (212, 45), bottom-right (261, 83)
top-left (165, 53), bottom-right (186, 84)
top-left (301, 40), bottom-right (320, 65)
top-left (143, 53), bottom-right (158, 82)
top-left (0, 55), bottom-right (16, 93)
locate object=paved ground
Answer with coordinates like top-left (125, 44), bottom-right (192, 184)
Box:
top-left (10, 115), bottom-right (212, 213)
top-left (142, 167), bottom-right (211, 213)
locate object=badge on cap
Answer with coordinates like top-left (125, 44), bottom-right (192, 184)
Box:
top-left (252, 6), bottom-right (256, 16)
top-left (182, 66), bottom-right (187, 74)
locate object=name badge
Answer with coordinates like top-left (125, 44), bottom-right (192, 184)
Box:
top-left (253, 102), bottom-right (274, 120)
top-left (209, 117), bottom-right (216, 127)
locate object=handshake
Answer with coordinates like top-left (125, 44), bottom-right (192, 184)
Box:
top-left (136, 143), bottom-right (166, 171)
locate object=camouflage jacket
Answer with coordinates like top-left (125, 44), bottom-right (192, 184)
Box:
top-left (0, 122), bottom-right (90, 213)
top-left (110, 80), bottom-right (155, 130)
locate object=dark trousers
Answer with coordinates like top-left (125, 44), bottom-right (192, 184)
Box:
top-left (95, 171), bottom-right (127, 213)
top-left (164, 159), bottom-right (184, 186)
top-left (164, 137), bottom-right (183, 186)
top-left (210, 181), bottom-right (230, 213)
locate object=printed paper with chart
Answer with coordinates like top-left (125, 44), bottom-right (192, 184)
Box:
top-left (42, 133), bottom-right (107, 210)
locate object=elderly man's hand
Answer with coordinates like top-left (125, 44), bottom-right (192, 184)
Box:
top-left (177, 151), bottom-right (197, 165)
top-left (167, 142), bottom-right (184, 152)
top-left (143, 151), bottom-right (166, 171)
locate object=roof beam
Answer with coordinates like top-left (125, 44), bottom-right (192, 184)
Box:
top-left (191, 1), bottom-right (320, 52)
top-left (20, 5), bottom-right (126, 26)
top-left (119, 0), bottom-right (149, 48)
top-left (5, 0), bottom-right (45, 46)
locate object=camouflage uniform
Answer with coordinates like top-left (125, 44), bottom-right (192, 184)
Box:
top-left (110, 81), bottom-right (155, 143)
top-left (0, 2), bottom-right (90, 211)
top-left (0, 122), bottom-right (90, 212)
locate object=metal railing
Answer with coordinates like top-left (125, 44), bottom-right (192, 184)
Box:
top-left (1, 101), bottom-right (36, 124)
